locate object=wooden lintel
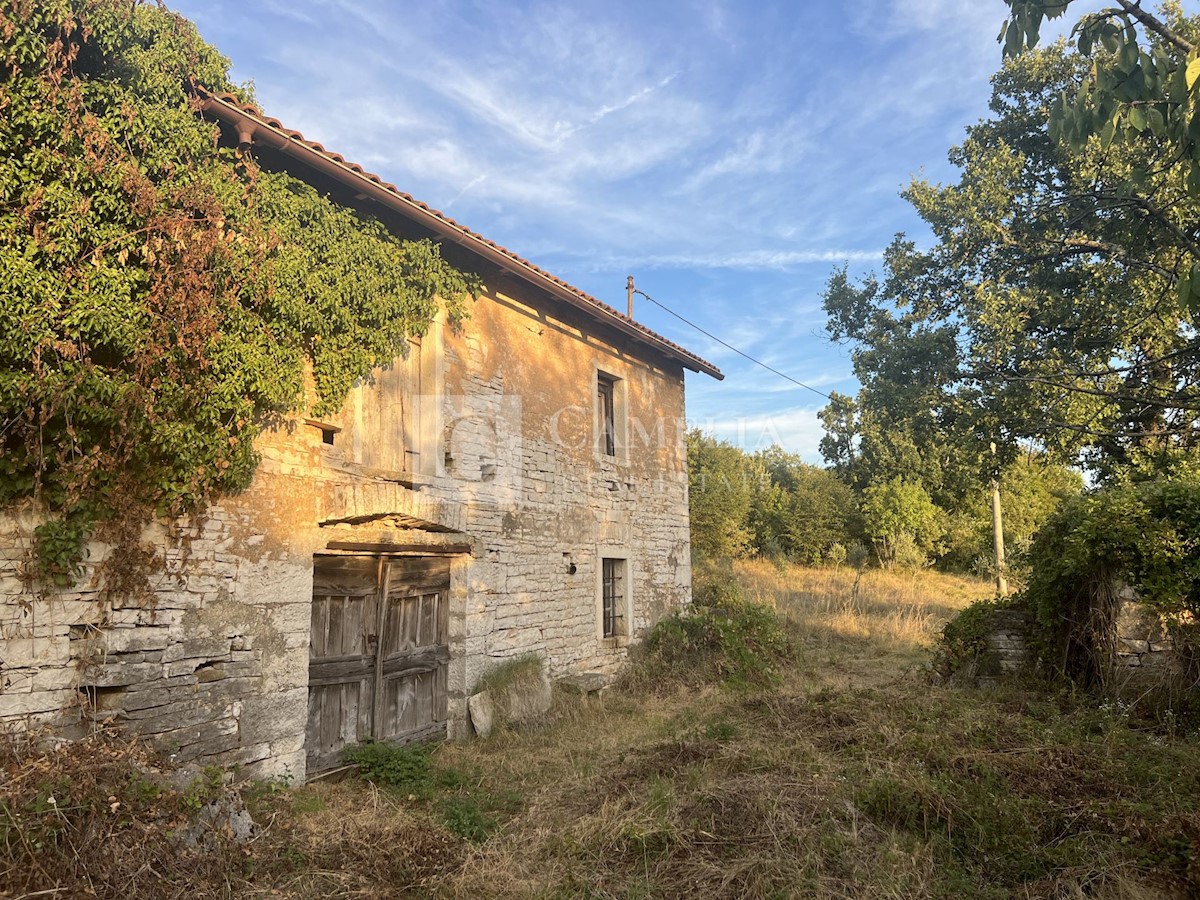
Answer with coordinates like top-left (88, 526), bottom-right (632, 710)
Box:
top-left (324, 541), bottom-right (472, 556)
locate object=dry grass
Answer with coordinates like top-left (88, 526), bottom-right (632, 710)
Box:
top-left (737, 560), bottom-right (988, 686)
top-left (7, 563), bottom-right (1200, 899)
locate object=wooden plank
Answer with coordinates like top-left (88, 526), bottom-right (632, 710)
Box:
top-left (379, 650), bottom-right (448, 680)
top-left (371, 559), bottom-right (387, 747)
top-left (436, 588), bottom-right (448, 643)
top-left (305, 685), bottom-right (324, 770)
top-left (325, 542), bottom-right (471, 556)
top-left (386, 558), bottom-right (451, 593)
top-left (393, 675), bottom-right (419, 736)
top-left (413, 670), bottom-right (433, 732)
top-left (312, 556), bottom-right (380, 597)
top-left (421, 592), bottom-right (438, 647)
top-left (309, 595), bottom-right (329, 659)
top-left (435, 663), bottom-right (448, 723)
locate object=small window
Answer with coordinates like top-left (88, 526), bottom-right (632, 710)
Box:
top-left (601, 557), bottom-right (624, 638)
top-left (597, 373), bottom-right (617, 457)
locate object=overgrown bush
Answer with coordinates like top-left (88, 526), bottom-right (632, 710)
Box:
top-left (623, 567), bottom-right (796, 691)
top-left (0, 1), bottom-right (479, 582)
top-left (0, 731), bottom-right (250, 894)
top-left (934, 595), bottom-right (1029, 679)
top-left (1024, 477), bottom-right (1200, 687)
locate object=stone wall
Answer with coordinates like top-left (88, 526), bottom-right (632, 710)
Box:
top-left (1115, 601), bottom-right (1181, 673)
top-left (0, 504), bottom-right (311, 778)
top-left (0, 275), bottom-right (695, 779)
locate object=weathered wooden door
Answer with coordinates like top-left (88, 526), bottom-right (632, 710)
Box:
top-left (307, 555), bottom-right (450, 773)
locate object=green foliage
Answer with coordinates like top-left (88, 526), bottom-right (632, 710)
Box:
top-left (748, 446), bottom-right (860, 565)
top-left (344, 740), bottom-right (513, 841)
top-left (860, 477), bottom-right (943, 569)
top-left (626, 565), bottom-right (796, 690)
top-left (0, 1), bottom-right (478, 582)
top-left (687, 431), bottom-right (860, 567)
top-left (687, 430), bottom-right (755, 561)
top-left (823, 34), bottom-right (1200, 487)
top-left (1000, 5), bottom-right (1200, 293)
top-left (941, 454), bottom-right (1084, 574)
top-left (344, 740), bottom-right (439, 795)
top-left (1024, 477), bottom-right (1200, 683)
top-left (937, 596), bottom-right (1025, 676)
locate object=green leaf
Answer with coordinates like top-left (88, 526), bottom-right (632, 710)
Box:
top-left (1187, 56), bottom-right (1200, 91)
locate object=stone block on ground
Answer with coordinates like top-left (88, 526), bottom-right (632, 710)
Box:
top-left (468, 690), bottom-right (495, 737)
top-left (468, 654), bottom-right (552, 735)
top-left (558, 671), bottom-right (615, 697)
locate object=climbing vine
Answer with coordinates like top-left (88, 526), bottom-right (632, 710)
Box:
top-left (0, 1), bottom-right (478, 583)
top-left (1023, 477), bottom-right (1200, 685)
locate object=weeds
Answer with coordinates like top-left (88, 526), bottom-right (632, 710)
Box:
top-left (622, 564), bottom-right (796, 691)
top-left (8, 564), bottom-right (1200, 897)
top-left (344, 739), bottom-right (516, 841)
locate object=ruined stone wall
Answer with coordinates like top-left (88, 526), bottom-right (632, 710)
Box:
top-left (0, 503), bottom-right (313, 778)
top-left (0, 277), bottom-right (695, 777)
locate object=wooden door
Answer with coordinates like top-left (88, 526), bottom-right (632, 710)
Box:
top-left (306, 555), bottom-right (451, 774)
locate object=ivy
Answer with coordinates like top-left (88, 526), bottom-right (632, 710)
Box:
top-left (1023, 477), bottom-right (1200, 684)
top-left (0, 1), bottom-right (479, 584)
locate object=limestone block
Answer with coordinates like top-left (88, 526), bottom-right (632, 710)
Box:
top-left (240, 689), bottom-right (307, 745)
top-left (0, 688), bottom-right (75, 718)
top-left (468, 690), bottom-right (495, 737)
top-left (0, 636), bottom-right (71, 668)
top-left (100, 627), bottom-right (172, 654)
top-left (89, 661), bottom-right (164, 687)
top-left (32, 667), bottom-right (78, 692)
top-left (2, 668), bottom-right (33, 692)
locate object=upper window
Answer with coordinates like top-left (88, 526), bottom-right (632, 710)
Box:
top-left (597, 373), bottom-right (617, 457)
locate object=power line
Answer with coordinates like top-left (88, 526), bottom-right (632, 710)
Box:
top-left (631, 285), bottom-right (832, 400)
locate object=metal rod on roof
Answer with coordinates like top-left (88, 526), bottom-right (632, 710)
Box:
top-left (627, 275), bottom-right (635, 320)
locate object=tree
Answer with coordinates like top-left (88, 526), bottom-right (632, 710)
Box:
top-left (860, 478), bottom-right (944, 569)
top-left (1000, 2), bottom-right (1200, 306)
top-left (687, 431), bottom-right (755, 561)
top-left (748, 447), bottom-right (859, 564)
top-left (823, 39), bottom-right (1200, 484)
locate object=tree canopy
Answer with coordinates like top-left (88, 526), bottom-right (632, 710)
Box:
top-left (823, 34), bottom-right (1200, 483)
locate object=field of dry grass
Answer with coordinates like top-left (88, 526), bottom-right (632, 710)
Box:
top-left (6, 563), bottom-right (1200, 898)
top-left (737, 559), bottom-right (985, 672)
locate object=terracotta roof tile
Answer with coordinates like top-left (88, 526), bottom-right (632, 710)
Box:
top-left (192, 87), bottom-right (722, 380)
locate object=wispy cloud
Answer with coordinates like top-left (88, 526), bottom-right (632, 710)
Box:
top-left (170, 0), bottom-right (1104, 458)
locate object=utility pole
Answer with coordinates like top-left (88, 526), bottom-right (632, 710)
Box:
top-left (990, 441), bottom-right (1008, 597)
top-left (627, 275), bottom-right (635, 319)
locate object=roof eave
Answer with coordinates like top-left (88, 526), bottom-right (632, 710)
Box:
top-left (194, 89), bottom-right (724, 381)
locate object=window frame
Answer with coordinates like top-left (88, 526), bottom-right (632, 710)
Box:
top-left (595, 548), bottom-right (633, 644)
top-left (593, 367), bottom-right (627, 464)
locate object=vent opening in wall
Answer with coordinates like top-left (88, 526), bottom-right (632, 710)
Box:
top-left (305, 418), bottom-right (341, 447)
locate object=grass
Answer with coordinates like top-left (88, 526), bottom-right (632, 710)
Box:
top-left (6, 561), bottom-right (1200, 898)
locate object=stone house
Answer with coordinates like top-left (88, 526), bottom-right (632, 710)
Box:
top-left (0, 90), bottom-right (721, 780)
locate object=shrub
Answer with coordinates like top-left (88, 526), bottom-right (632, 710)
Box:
top-left (343, 740), bottom-right (513, 841)
top-left (623, 570), bottom-right (795, 691)
top-left (1023, 477), bottom-right (1200, 687)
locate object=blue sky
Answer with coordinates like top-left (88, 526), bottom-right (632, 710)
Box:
top-left (171, 0), bottom-right (1109, 461)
